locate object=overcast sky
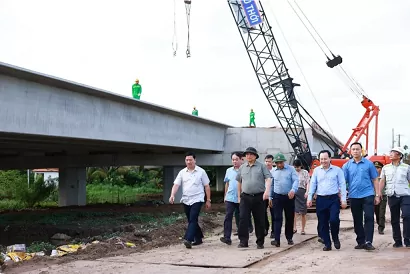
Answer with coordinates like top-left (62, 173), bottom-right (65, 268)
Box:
top-left (1, 0), bottom-right (409, 155)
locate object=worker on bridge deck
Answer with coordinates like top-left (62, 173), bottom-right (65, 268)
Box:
top-left (249, 109), bottom-right (256, 127)
top-left (132, 78), bottom-right (142, 100)
top-left (192, 106), bottom-right (198, 116)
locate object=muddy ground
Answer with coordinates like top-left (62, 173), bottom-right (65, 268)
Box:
top-left (0, 201), bottom-right (226, 273)
top-left (7, 208), bottom-right (410, 274)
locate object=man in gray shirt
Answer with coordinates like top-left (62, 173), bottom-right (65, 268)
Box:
top-left (236, 147), bottom-right (272, 249)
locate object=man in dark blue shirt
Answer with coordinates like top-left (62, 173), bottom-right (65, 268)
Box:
top-left (342, 142), bottom-right (380, 250)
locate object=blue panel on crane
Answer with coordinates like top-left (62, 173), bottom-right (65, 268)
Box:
top-left (240, 0), bottom-right (262, 27)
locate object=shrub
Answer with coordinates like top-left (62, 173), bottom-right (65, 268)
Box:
top-left (15, 174), bottom-right (56, 207)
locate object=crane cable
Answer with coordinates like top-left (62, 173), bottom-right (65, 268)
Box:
top-left (263, 0), bottom-right (336, 137)
top-left (286, 1), bottom-right (330, 59)
top-left (172, 0), bottom-right (178, 57)
top-left (291, 0), bottom-right (336, 57)
top-left (288, 0), bottom-right (368, 99)
top-left (184, 0), bottom-right (192, 58)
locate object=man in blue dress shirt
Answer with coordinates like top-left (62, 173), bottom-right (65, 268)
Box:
top-left (220, 151), bottom-right (254, 244)
top-left (342, 142), bottom-right (380, 251)
top-left (269, 152), bottom-right (299, 247)
top-left (308, 150), bottom-right (347, 251)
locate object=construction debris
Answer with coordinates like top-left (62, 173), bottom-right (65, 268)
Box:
top-left (1, 240), bottom-right (137, 263)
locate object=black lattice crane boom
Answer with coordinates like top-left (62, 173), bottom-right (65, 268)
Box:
top-left (227, 0), bottom-right (314, 169)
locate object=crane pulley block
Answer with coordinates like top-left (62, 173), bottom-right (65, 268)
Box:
top-left (326, 55), bottom-right (343, 68)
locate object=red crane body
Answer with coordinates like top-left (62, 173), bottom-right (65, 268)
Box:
top-left (309, 95), bottom-right (390, 175)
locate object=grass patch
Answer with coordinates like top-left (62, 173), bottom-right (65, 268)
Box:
top-left (86, 184), bottom-right (162, 204)
top-left (0, 185), bottom-right (163, 211)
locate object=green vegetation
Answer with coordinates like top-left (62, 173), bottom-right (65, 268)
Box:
top-left (0, 210), bottom-right (184, 229)
top-left (0, 166), bottom-right (164, 211)
top-left (26, 241), bottom-right (56, 253)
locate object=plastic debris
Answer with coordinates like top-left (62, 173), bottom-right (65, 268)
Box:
top-left (6, 244), bottom-right (26, 253)
top-left (125, 242), bottom-right (136, 248)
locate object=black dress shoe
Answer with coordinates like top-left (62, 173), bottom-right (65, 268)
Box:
top-left (354, 243), bottom-right (365, 249)
top-left (318, 238), bottom-right (324, 244)
top-left (333, 240), bottom-right (341, 250)
top-left (238, 242), bottom-right (249, 248)
top-left (287, 239), bottom-right (294, 245)
top-left (220, 237), bottom-right (232, 245)
top-left (270, 231), bottom-right (275, 238)
top-left (183, 240), bottom-right (192, 249)
top-left (271, 240), bottom-right (280, 247)
top-left (364, 243), bottom-right (375, 250)
top-left (257, 244), bottom-right (264, 249)
top-left (323, 246), bottom-right (332, 251)
top-left (393, 242), bottom-right (403, 248)
top-left (193, 238), bottom-right (203, 246)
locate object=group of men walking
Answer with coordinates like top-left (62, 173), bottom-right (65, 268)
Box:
top-left (169, 143), bottom-right (410, 251)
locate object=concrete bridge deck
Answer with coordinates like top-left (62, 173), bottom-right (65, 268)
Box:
top-left (0, 62), bottom-right (230, 169)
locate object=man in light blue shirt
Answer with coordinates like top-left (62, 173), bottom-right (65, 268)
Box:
top-left (220, 151), bottom-right (253, 245)
top-left (308, 150), bottom-right (347, 251)
top-left (268, 153), bottom-right (299, 247)
top-left (342, 142), bottom-right (379, 251)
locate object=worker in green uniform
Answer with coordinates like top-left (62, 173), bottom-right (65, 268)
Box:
top-left (132, 78), bottom-right (142, 100)
top-left (249, 109), bottom-right (256, 127)
top-left (192, 106), bottom-right (198, 116)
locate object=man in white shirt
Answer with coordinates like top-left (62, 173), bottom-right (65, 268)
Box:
top-left (169, 152), bottom-right (212, 249)
top-left (264, 154), bottom-right (276, 238)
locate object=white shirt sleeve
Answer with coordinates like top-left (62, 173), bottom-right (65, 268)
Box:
top-left (201, 169), bottom-right (210, 186)
top-left (173, 170), bottom-right (183, 185)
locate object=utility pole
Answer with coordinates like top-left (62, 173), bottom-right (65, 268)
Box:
top-left (398, 134), bottom-right (401, 147)
top-left (392, 128), bottom-right (395, 148)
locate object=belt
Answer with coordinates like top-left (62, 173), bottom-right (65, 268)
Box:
top-left (317, 194), bottom-right (338, 198)
top-left (242, 192), bottom-right (263, 196)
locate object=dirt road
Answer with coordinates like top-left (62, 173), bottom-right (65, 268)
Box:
top-left (13, 208), bottom-right (410, 274)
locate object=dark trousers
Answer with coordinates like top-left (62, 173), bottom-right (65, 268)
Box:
top-left (316, 194), bottom-right (340, 248)
top-left (350, 195), bottom-right (374, 245)
top-left (183, 202), bottom-right (204, 242)
top-left (264, 200), bottom-right (275, 233)
top-left (238, 193), bottom-right (265, 246)
top-left (224, 201), bottom-right (239, 239)
top-left (234, 206), bottom-right (254, 232)
top-left (273, 193), bottom-right (295, 242)
top-left (388, 195), bottom-right (410, 245)
top-left (317, 220), bottom-right (325, 239)
top-left (375, 195), bottom-right (387, 231)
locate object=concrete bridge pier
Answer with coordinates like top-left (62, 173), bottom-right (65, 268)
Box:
top-left (162, 166), bottom-right (184, 204)
top-left (215, 166), bottom-right (227, 192)
top-left (58, 167), bottom-right (86, 207)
